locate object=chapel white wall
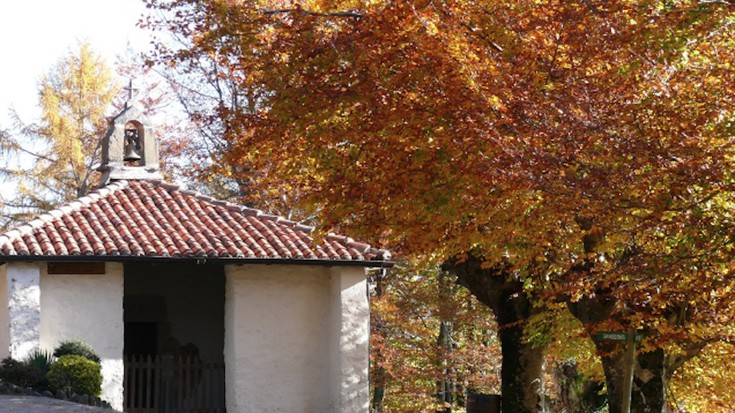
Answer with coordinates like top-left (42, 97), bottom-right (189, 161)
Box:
top-left (224, 264), bottom-right (370, 413)
top-left (330, 266), bottom-right (370, 412)
top-left (0, 264), bottom-right (10, 360)
top-left (39, 262), bottom-right (124, 411)
top-left (225, 265), bottom-right (332, 413)
top-left (5, 262), bottom-right (41, 360)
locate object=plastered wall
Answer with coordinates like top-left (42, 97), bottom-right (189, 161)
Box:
top-left (224, 264), bottom-right (369, 413)
top-left (225, 265), bottom-right (333, 412)
top-left (330, 266), bottom-right (370, 412)
top-left (39, 262), bottom-right (124, 411)
top-left (6, 262), bottom-right (41, 360)
top-left (0, 264), bottom-right (9, 360)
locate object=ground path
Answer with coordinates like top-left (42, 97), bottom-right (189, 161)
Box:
top-left (0, 395), bottom-right (116, 412)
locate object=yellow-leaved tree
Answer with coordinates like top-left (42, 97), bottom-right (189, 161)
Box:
top-left (0, 42), bottom-right (118, 226)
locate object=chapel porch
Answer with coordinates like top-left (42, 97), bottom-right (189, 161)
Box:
top-left (123, 262), bottom-right (226, 413)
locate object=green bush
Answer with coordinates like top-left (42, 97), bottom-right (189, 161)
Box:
top-left (0, 357), bottom-right (46, 388)
top-left (25, 349), bottom-right (53, 375)
top-left (24, 349), bottom-right (53, 390)
top-left (47, 355), bottom-right (102, 397)
top-left (53, 340), bottom-right (101, 363)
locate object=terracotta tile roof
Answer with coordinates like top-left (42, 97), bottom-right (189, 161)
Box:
top-left (0, 180), bottom-right (391, 265)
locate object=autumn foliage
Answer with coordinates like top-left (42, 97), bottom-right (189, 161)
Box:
top-left (143, 0), bottom-right (735, 411)
top-left (0, 43), bottom-right (118, 226)
top-left (370, 264), bottom-right (501, 412)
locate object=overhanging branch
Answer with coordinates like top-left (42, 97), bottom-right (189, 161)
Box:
top-left (261, 8), bottom-right (363, 18)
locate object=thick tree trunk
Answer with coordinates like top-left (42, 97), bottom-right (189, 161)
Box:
top-left (600, 347), bottom-right (667, 413)
top-left (569, 295), bottom-right (671, 413)
top-left (567, 226), bottom-right (668, 412)
top-left (446, 256), bottom-right (545, 413)
top-left (496, 312), bottom-right (545, 413)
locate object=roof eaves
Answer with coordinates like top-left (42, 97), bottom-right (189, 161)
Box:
top-left (0, 254), bottom-right (395, 268)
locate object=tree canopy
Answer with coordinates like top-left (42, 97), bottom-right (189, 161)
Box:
top-left (143, 0), bottom-right (735, 411)
top-left (0, 43), bottom-right (118, 225)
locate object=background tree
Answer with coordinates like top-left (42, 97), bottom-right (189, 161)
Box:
top-left (370, 263), bottom-right (501, 413)
top-left (670, 341), bottom-right (735, 412)
top-left (0, 42), bottom-right (117, 225)
top-left (143, 1), bottom-right (735, 411)
top-left (141, 20), bottom-right (278, 210)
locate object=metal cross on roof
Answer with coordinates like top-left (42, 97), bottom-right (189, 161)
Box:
top-left (123, 79), bottom-right (138, 107)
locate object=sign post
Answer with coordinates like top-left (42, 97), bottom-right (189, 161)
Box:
top-left (596, 329), bottom-right (640, 413)
top-left (621, 327), bottom-right (636, 413)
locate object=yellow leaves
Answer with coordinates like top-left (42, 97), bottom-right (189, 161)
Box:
top-left (671, 341), bottom-right (735, 412)
top-left (424, 20), bottom-right (439, 36)
top-left (487, 94), bottom-right (506, 112)
top-left (5, 41), bottom-right (118, 211)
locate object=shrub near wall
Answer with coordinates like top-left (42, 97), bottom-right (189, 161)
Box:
top-left (53, 340), bottom-right (101, 363)
top-left (47, 355), bottom-right (102, 397)
top-left (0, 357), bottom-right (46, 389)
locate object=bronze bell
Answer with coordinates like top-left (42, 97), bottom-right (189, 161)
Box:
top-left (123, 143), bottom-right (142, 162)
top-left (123, 129), bottom-right (142, 162)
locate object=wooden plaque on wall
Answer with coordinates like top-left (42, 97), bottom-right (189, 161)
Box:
top-left (47, 262), bottom-right (106, 275)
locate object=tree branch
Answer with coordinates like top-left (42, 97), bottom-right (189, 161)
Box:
top-left (261, 8), bottom-right (363, 18)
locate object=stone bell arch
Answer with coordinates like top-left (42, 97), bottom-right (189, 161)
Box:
top-left (98, 99), bottom-right (163, 185)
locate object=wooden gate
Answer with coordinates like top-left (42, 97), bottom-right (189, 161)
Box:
top-left (124, 355), bottom-right (226, 413)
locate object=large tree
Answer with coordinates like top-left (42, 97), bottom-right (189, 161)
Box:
top-left (144, 1), bottom-right (735, 411)
top-left (0, 42), bottom-right (118, 224)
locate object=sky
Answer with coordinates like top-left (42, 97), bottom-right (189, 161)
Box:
top-left (0, 0), bottom-right (153, 124)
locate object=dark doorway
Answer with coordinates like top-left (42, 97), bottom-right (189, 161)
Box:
top-left (125, 322), bottom-right (157, 357)
top-left (123, 262), bottom-right (226, 413)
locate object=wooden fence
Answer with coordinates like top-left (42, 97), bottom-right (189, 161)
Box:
top-left (124, 355), bottom-right (226, 413)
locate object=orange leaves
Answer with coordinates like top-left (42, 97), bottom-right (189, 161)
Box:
top-left (370, 264), bottom-right (501, 411)
top-left (145, 0), bottom-right (735, 407)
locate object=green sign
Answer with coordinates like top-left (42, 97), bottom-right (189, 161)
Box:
top-left (596, 331), bottom-right (642, 343)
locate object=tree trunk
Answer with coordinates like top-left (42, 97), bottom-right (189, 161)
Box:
top-left (446, 256), bottom-right (545, 413)
top-left (569, 295), bottom-right (671, 413)
top-left (371, 365), bottom-right (386, 413)
top-left (496, 312), bottom-right (545, 413)
top-left (600, 347), bottom-right (667, 413)
top-left (437, 320), bottom-right (454, 412)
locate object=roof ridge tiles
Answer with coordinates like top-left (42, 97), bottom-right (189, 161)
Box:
top-left (239, 207), bottom-right (260, 217)
top-left (327, 233), bottom-right (348, 242)
top-left (178, 189), bottom-right (199, 197)
top-left (155, 181), bottom-right (180, 191)
top-left (294, 223), bottom-right (315, 232)
top-left (346, 240), bottom-right (371, 253)
top-left (275, 217), bottom-right (296, 227)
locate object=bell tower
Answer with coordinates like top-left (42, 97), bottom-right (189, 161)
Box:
top-left (98, 88), bottom-right (163, 186)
